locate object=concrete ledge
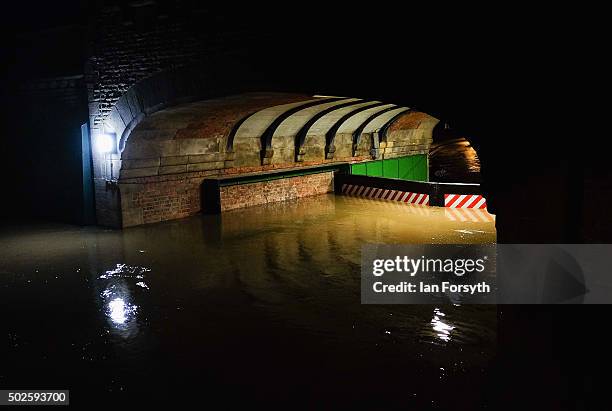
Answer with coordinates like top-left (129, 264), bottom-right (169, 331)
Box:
top-left (122, 158), bottom-right (161, 169)
top-left (188, 153), bottom-right (225, 163)
top-left (161, 155), bottom-right (188, 166)
top-left (206, 163), bottom-right (349, 187)
top-left (120, 167), bottom-right (160, 179)
top-left (159, 165), bottom-right (188, 175)
top-left (187, 161), bottom-right (225, 172)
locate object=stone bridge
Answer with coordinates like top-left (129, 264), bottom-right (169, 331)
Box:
top-left (94, 92), bottom-right (438, 227)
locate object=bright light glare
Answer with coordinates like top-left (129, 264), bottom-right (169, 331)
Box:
top-left (96, 133), bottom-right (115, 153)
top-left (108, 298), bottom-right (127, 324)
top-left (431, 307), bottom-right (455, 342)
top-left (107, 297), bottom-right (137, 325)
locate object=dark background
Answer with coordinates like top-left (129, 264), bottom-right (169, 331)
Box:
top-left (0, 1), bottom-right (608, 409)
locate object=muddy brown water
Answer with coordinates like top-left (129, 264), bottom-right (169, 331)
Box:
top-left (1, 194), bottom-right (496, 408)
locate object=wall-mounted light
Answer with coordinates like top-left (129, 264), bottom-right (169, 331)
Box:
top-left (96, 131), bottom-right (118, 182)
top-left (96, 133), bottom-right (117, 154)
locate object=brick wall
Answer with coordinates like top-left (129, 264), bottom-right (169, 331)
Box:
top-left (119, 170), bottom-right (334, 227)
top-left (120, 176), bottom-right (201, 227)
top-left (86, 3), bottom-right (258, 132)
top-left (219, 172), bottom-right (334, 212)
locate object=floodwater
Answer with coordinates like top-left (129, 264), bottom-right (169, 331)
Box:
top-left (1, 194), bottom-right (496, 408)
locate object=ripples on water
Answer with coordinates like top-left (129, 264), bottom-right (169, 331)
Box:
top-left (1, 194), bottom-right (496, 407)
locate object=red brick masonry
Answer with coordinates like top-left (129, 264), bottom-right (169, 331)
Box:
top-left (120, 164), bottom-right (346, 227)
top-left (219, 172), bottom-right (334, 212)
top-left (124, 178), bottom-right (201, 225)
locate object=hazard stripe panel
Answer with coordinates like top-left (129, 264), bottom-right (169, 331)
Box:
top-left (341, 184), bottom-right (429, 205)
top-left (339, 191), bottom-right (495, 222)
top-left (444, 194), bottom-right (487, 209)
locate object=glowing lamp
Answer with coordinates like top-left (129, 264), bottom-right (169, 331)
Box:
top-left (96, 133), bottom-right (117, 154)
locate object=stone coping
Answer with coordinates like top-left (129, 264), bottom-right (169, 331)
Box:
top-left (204, 163), bottom-right (350, 186)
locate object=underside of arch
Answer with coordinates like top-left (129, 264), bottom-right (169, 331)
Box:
top-left (101, 91), bottom-right (438, 227)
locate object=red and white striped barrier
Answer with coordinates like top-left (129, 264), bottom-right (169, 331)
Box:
top-left (339, 187), bottom-right (495, 222)
top-left (444, 194), bottom-right (487, 209)
top-left (340, 184), bottom-right (490, 213)
top-left (341, 184), bottom-right (429, 205)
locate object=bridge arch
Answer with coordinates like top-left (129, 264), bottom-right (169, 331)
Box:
top-left (94, 77), bottom-right (438, 227)
top-left (320, 102), bottom-right (386, 159)
top-left (269, 98), bottom-right (362, 164)
top-left (293, 99), bottom-right (369, 162)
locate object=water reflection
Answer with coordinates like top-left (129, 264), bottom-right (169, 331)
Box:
top-left (431, 307), bottom-right (455, 342)
top-left (107, 298), bottom-right (137, 325)
top-left (99, 263), bottom-right (150, 279)
top-left (1, 194), bottom-right (496, 408)
top-left (98, 264), bottom-right (151, 335)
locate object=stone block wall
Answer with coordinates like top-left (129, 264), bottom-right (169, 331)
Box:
top-left (382, 111), bottom-right (438, 158)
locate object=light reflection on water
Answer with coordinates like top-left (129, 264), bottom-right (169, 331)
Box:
top-left (431, 307), bottom-right (455, 342)
top-left (98, 264), bottom-right (151, 334)
top-left (99, 263), bottom-right (150, 279)
top-left (107, 298), bottom-right (137, 325)
top-left (1, 194), bottom-right (496, 407)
